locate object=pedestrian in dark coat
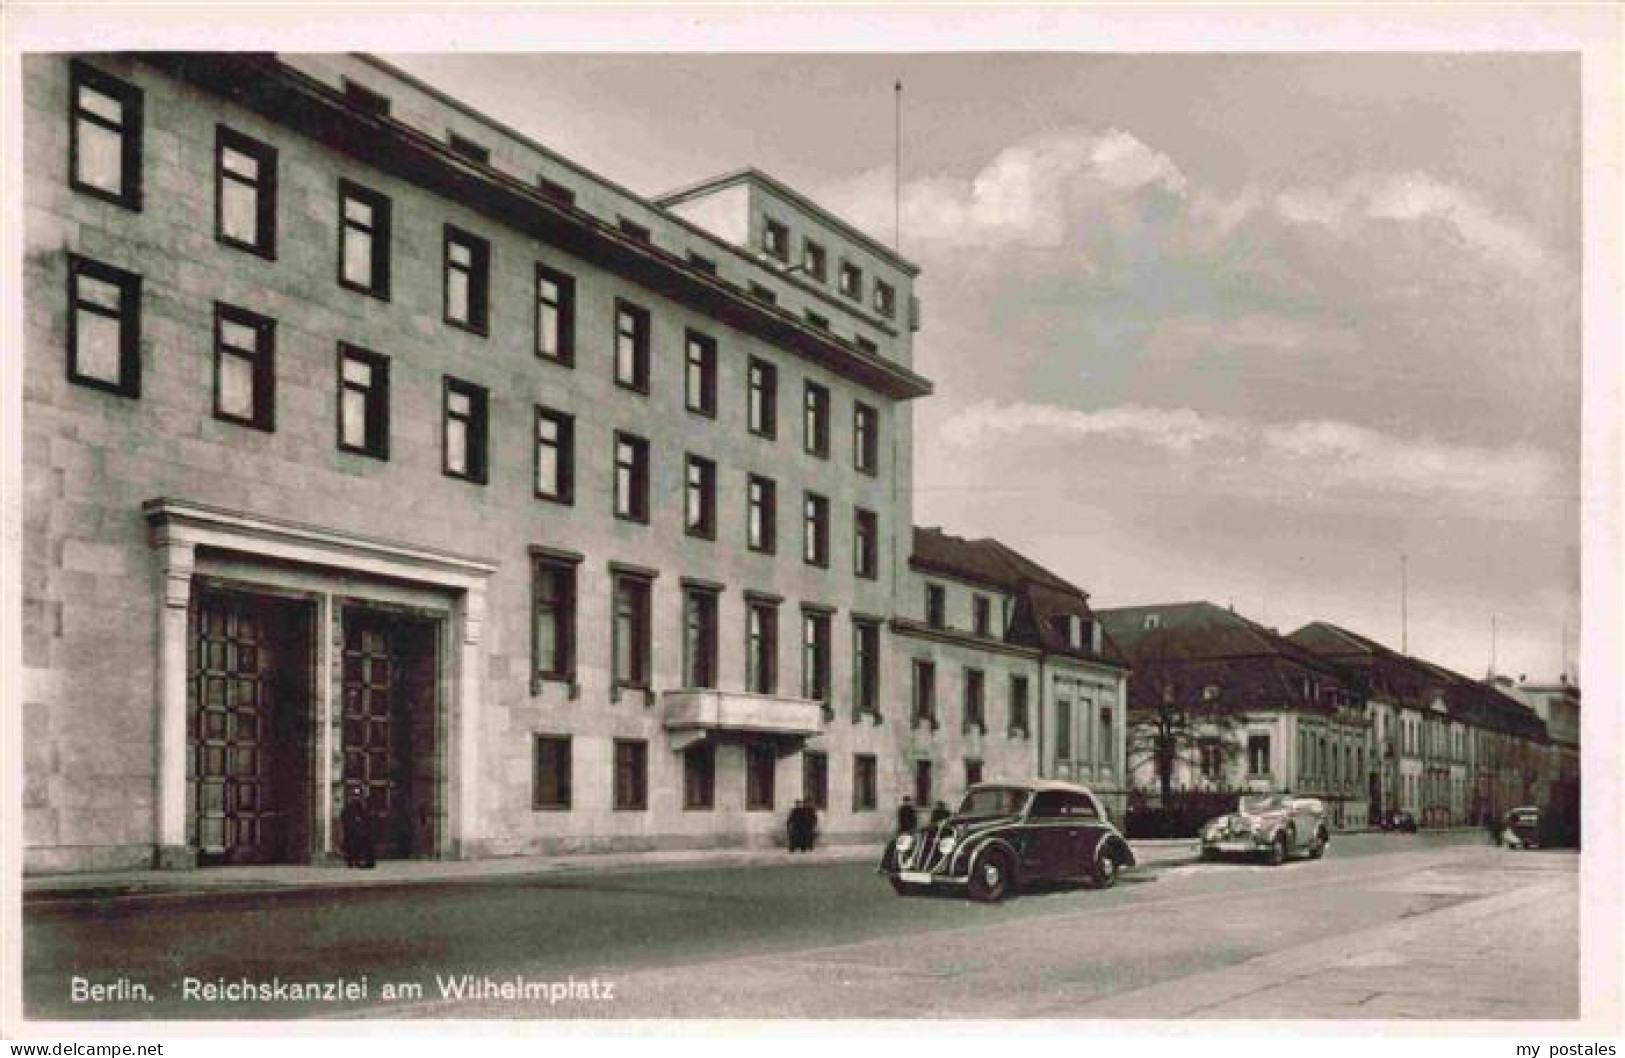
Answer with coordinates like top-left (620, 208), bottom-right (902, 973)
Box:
top-left (896, 796), bottom-right (917, 834)
top-left (786, 800), bottom-right (808, 852)
top-left (792, 801), bottom-right (819, 852)
top-left (930, 800), bottom-right (951, 825)
top-left (342, 784), bottom-right (376, 869)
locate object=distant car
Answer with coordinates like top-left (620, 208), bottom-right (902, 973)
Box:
top-left (1503, 806), bottom-right (1541, 849)
top-left (1199, 794), bottom-right (1330, 865)
top-left (881, 780), bottom-right (1135, 903)
top-left (1383, 810), bottom-right (1419, 833)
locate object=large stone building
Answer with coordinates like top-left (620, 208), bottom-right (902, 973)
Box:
top-left (1098, 603), bottom-right (1372, 828)
top-left (21, 52), bottom-right (1121, 873)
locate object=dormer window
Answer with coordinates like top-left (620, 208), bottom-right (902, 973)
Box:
top-left (1052, 614), bottom-right (1094, 650)
top-left (925, 584), bottom-right (946, 629)
top-left (1143, 614), bottom-right (1161, 631)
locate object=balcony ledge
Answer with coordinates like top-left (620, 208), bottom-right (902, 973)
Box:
top-left (662, 688), bottom-right (825, 752)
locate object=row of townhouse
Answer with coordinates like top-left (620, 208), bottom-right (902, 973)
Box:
top-left (20, 51), bottom-right (1129, 873)
top-left (1098, 604), bottom-right (1566, 830)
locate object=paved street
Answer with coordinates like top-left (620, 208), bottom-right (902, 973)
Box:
top-left (24, 830), bottom-right (1575, 1020)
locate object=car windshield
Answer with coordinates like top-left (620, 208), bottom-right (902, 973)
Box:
top-left (1240, 794), bottom-right (1288, 813)
top-left (957, 787), bottom-right (1031, 818)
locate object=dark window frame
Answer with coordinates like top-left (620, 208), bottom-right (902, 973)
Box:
top-left (613, 738), bottom-right (649, 811)
top-left (912, 659), bottom-right (938, 729)
top-left (336, 343), bottom-right (390, 459)
top-left (854, 402), bottom-right (879, 475)
top-left (64, 254), bottom-right (141, 398)
top-left (803, 381), bottom-right (830, 458)
top-left (682, 585), bottom-right (720, 691)
top-left (531, 553), bottom-right (579, 687)
top-left (801, 607), bottom-right (832, 708)
top-left (803, 750), bottom-right (829, 812)
top-left (533, 406), bottom-right (575, 504)
top-left (613, 431), bottom-right (651, 524)
top-left (964, 667), bottom-right (987, 734)
top-left (337, 179), bottom-right (392, 299)
top-left (874, 279), bottom-right (897, 319)
top-left (214, 124), bottom-right (278, 259)
top-left (212, 302), bottom-right (276, 432)
top-left (611, 572), bottom-right (654, 690)
top-left (965, 758), bottom-right (984, 788)
top-left (68, 60), bottom-right (143, 210)
top-left (838, 260), bottom-right (863, 301)
top-left (853, 753), bottom-right (878, 811)
top-left (925, 583), bottom-right (947, 629)
top-left (853, 618), bottom-right (881, 720)
top-left (685, 330), bottom-right (717, 417)
top-left (684, 453), bottom-right (717, 540)
top-left (745, 742), bottom-right (777, 812)
top-left (803, 492), bottom-right (829, 569)
top-left (613, 299), bottom-right (651, 394)
top-left (342, 78), bottom-right (391, 116)
top-left (443, 225), bottom-right (491, 336)
top-left (534, 263), bottom-right (576, 365)
top-left (854, 508), bottom-right (879, 580)
top-left (1009, 674), bottom-right (1031, 737)
top-left (801, 238), bottom-right (827, 282)
top-left (683, 744), bottom-right (716, 811)
top-left (441, 377), bottom-right (489, 484)
top-left (762, 216), bottom-right (790, 261)
top-left (745, 596), bottom-right (780, 696)
top-left (747, 358), bottom-right (778, 438)
top-left (532, 734), bottom-right (572, 810)
top-left (747, 474), bottom-right (777, 555)
top-left (972, 595), bottom-right (992, 637)
top-left (447, 131), bottom-right (491, 164)
top-left (913, 759), bottom-right (933, 806)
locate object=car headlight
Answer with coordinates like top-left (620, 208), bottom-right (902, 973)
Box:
top-left (939, 835), bottom-right (958, 855)
top-left (895, 833), bottom-right (915, 852)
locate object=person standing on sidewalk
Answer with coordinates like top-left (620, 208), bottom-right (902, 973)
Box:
top-left (896, 796), bottom-right (918, 834)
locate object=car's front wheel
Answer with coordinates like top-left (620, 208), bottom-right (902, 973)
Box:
top-left (1265, 833), bottom-right (1289, 866)
top-left (967, 850), bottom-right (1013, 903)
top-left (1090, 851), bottom-right (1121, 889)
top-left (1308, 829), bottom-right (1329, 859)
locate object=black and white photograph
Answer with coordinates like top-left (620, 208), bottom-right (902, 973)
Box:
top-left (1, 2), bottom-right (1620, 1043)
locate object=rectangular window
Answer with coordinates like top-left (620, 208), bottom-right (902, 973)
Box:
top-left (687, 251), bottom-right (717, 273)
top-left (1199, 738), bottom-right (1224, 781)
top-left (65, 254), bottom-right (140, 397)
top-left (613, 432), bottom-right (650, 523)
top-left (338, 180), bottom-right (391, 298)
top-left (342, 78), bottom-right (391, 116)
top-left (801, 609), bottom-right (831, 706)
top-left (746, 597), bottom-right (779, 695)
top-left (854, 508), bottom-right (879, 580)
top-left (442, 378), bottom-right (488, 484)
top-left (682, 586), bottom-right (719, 690)
top-left (965, 758), bottom-right (984, 789)
top-left (747, 358), bottom-right (778, 438)
top-left (1009, 674), bottom-right (1030, 736)
top-left (337, 344), bottom-right (389, 459)
top-left (618, 216), bottom-right (652, 243)
top-left (533, 735), bottom-right (572, 810)
top-left (804, 310), bottom-right (830, 331)
top-left (802, 239), bottom-right (827, 282)
top-left (839, 260), bottom-right (863, 300)
top-left (746, 744), bottom-right (777, 811)
top-left (803, 382), bottom-right (830, 457)
top-left (802, 493), bottom-right (829, 567)
top-left (749, 283), bottom-right (778, 305)
top-left (853, 619), bottom-right (880, 719)
top-left (747, 475), bottom-right (776, 554)
top-left (1055, 699), bottom-right (1075, 763)
top-left (914, 760), bottom-right (933, 806)
top-left (684, 455), bottom-right (716, 539)
top-left (925, 584), bottom-right (946, 629)
top-left (69, 61), bottom-right (142, 209)
top-left (612, 573), bottom-right (653, 688)
top-left (964, 668), bottom-right (986, 734)
top-left (683, 745), bottom-right (715, 810)
top-left (973, 595), bottom-right (992, 637)
top-left (685, 331), bottom-right (717, 417)
top-left (803, 751), bottom-right (829, 812)
top-left (1100, 708), bottom-right (1113, 767)
top-left (535, 264), bottom-right (575, 364)
top-left (912, 659), bottom-right (937, 728)
top-left (538, 176), bottom-right (575, 206)
top-left (215, 126), bottom-right (277, 258)
top-left (874, 280), bottom-right (897, 319)
top-left (613, 739), bottom-right (648, 810)
top-left (853, 754), bottom-right (878, 811)
top-left (1248, 734), bottom-right (1272, 776)
top-left (531, 554), bottom-right (577, 683)
top-left (213, 303), bottom-right (275, 431)
top-left (763, 217), bottom-right (789, 261)
top-left (447, 131), bottom-right (490, 164)
top-left (854, 402), bottom-right (879, 475)
top-left (534, 407), bottom-right (574, 503)
top-left (614, 301), bottom-right (650, 392)
top-left (443, 226), bottom-right (490, 334)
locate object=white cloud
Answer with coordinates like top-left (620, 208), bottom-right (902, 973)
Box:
top-left (940, 401), bottom-right (1561, 505)
top-left (1149, 313), bottom-right (1362, 357)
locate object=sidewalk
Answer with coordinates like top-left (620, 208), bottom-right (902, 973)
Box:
top-left (22, 838), bottom-right (1200, 908)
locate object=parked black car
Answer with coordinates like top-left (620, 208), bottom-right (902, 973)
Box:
top-left (881, 780), bottom-right (1135, 903)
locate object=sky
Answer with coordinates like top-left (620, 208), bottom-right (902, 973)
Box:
top-left (390, 51), bottom-right (1582, 683)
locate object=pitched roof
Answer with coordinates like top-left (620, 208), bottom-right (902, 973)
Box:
top-left (910, 527), bottom-right (1127, 667)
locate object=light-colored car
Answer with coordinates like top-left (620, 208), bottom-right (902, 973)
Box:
top-left (1199, 793), bottom-right (1330, 865)
top-left (881, 780), bottom-right (1136, 903)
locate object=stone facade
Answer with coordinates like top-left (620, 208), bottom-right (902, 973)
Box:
top-left (22, 52), bottom-right (1091, 873)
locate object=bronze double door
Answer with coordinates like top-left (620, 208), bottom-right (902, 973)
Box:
top-left (189, 590), bottom-right (438, 865)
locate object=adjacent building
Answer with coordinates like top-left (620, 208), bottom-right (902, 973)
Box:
top-left (1098, 603), bottom-right (1371, 828)
top-left (22, 51), bottom-right (1121, 873)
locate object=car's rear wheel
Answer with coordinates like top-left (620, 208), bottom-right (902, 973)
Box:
top-left (1266, 833), bottom-right (1288, 866)
top-left (1308, 828), bottom-right (1329, 859)
top-left (1090, 851), bottom-right (1121, 889)
top-left (967, 851), bottom-right (1012, 903)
